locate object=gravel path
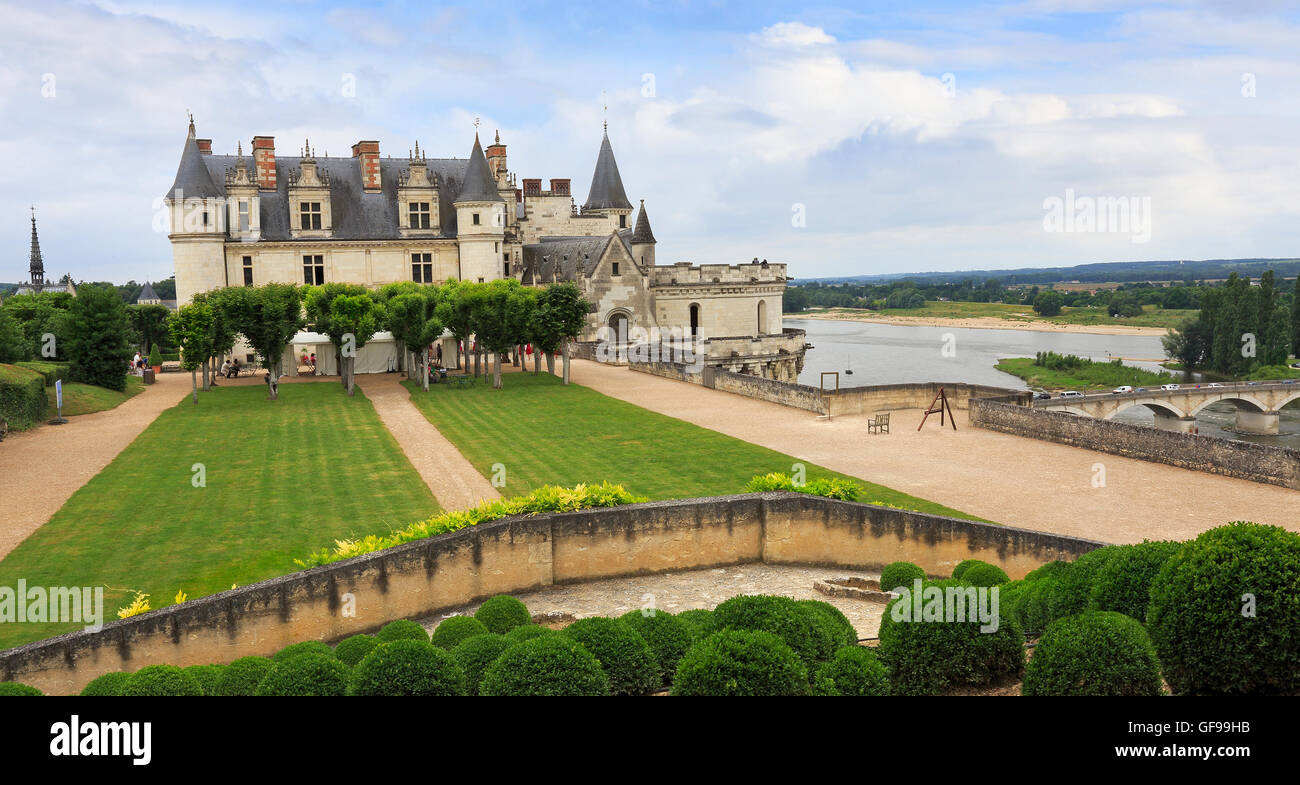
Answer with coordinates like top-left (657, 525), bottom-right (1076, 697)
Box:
top-left (0, 372), bottom-right (192, 559)
top-left (567, 360), bottom-right (1300, 543)
top-left (353, 375), bottom-right (500, 511)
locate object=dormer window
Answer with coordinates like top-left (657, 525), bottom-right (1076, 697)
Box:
top-left (238, 200), bottom-right (251, 232)
top-left (409, 202), bottom-right (431, 229)
top-left (300, 202), bottom-right (322, 230)
top-left (619, 214), bottom-right (627, 228)
top-left (472, 213), bottom-right (481, 225)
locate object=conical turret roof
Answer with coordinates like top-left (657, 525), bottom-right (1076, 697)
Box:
top-left (631, 200), bottom-right (656, 244)
top-left (583, 132), bottom-right (632, 211)
top-left (455, 134), bottom-right (503, 203)
top-left (167, 118), bottom-right (222, 199)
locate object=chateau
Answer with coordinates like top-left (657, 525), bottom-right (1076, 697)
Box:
top-left (166, 119), bottom-right (805, 380)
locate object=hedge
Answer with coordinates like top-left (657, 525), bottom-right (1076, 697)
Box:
top-left (14, 360), bottom-right (70, 387)
top-left (671, 630), bottom-right (809, 696)
top-left (80, 671), bottom-right (131, 696)
top-left (334, 634), bottom-right (380, 667)
top-left (676, 609), bottom-right (718, 637)
top-left (213, 657), bottom-right (275, 697)
top-left (503, 624), bottom-right (557, 645)
top-left (0, 682), bottom-right (43, 696)
top-left (479, 635), bottom-right (610, 696)
top-left (255, 654), bottom-right (352, 697)
top-left (562, 616), bottom-right (661, 696)
top-left (120, 665), bottom-right (204, 697)
top-left (185, 664), bottom-right (226, 696)
top-left (0, 363), bottom-right (46, 429)
top-left (1022, 611), bottom-right (1162, 696)
top-left (430, 616), bottom-right (491, 649)
top-left (811, 646), bottom-right (890, 696)
top-left (712, 595), bottom-right (823, 668)
top-left (348, 640), bottom-right (467, 696)
top-left (1148, 522), bottom-right (1300, 695)
top-left (1089, 540), bottom-right (1183, 621)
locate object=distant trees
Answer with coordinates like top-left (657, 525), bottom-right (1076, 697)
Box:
top-left (126, 304), bottom-right (172, 355)
top-left (0, 291), bottom-right (72, 360)
top-left (1032, 290), bottom-right (1063, 317)
top-left (1164, 272), bottom-right (1292, 375)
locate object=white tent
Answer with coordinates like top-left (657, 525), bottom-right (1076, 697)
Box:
top-left (286, 331), bottom-right (400, 376)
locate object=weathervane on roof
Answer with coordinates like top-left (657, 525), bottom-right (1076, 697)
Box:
top-left (601, 90), bottom-right (608, 133)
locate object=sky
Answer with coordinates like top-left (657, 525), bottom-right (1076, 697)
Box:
top-left (2, 0), bottom-right (1299, 283)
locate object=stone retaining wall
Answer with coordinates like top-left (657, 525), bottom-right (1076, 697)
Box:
top-left (0, 493), bottom-right (1102, 695)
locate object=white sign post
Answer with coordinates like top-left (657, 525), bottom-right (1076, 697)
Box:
top-left (50, 379), bottom-right (68, 425)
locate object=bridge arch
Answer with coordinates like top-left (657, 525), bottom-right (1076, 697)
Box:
top-left (1103, 399), bottom-right (1187, 419)
top-left (1187, 395), bottom-right (1267, 418)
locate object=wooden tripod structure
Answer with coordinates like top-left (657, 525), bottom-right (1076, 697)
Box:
top-left (918, 387), bottom-right (957, 431)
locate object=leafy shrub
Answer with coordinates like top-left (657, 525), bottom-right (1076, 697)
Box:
top-left (878, 578), bottom-right (1025, 695)
top-left (812, 646), bottom-right (890, 696)
top-left (563, 617), bottom-right (661, 695)
top-left (430, 616), bottom-right (491, 649)
top-left (1023, 611), bottom-right (1162, 696)
top-left (798, 600), bottom-right (858, 648)
top-left (66, 283), bottom-right (132, 392)
top-left (1089, 540), bottom-right (1183, 621)
top-left (1044, 547), bottom-right (1123, 621)
top-left (14, 360), bottom-right (70, 387)
top-left (0, 364), bottom-right (46, 429)
top-left (0, 682), bottom-right (42, 696)
top-left (712, 595), bottom-right (823, 667)
top-left (880, 561), bottom-right (926, 593)
top-left (451, 634), bottom-right (512, 695)
top-left (80, 672), bottom-right (131, 696)
top-left (375, 619), bottom-right (429, 644)
top-left (256, 654), bottom-right (351, 697)
top-left (961, 563), bottom-right (1009, 587)
top-left (213, 657), bottom-right (275, 697)
top-left (120, 665), bottom-right (204, 697)
top-left (475, 595), bottom-right (531, 634)
top-left (504, 624), bottom-right (556, 645)
top-left (272, 640), bottom-right (335, 662)
top-left (672, 630), bottom-right (809, 696)
top-left (333, 634), bottom-right (379, 667)
top-left (951, 559), bottom-right (985, 580)
top-left (619, 609), bottom-right (697, 685)
top-left (676, 609), bottom-right (717, 637)
top-left (297, 483), bottom-right (648, 567)
top-left (480, 635), bottom-right (609, 696)
top-left (1025, 560), bottom-right (1072, 582)
top-left (744, 472), bottom-right (862, 501)
top-left (185, 665), bottom-right (225, 696)
top-left (349, 640), bottom-right (466, 696)
top-left (1148, 522), bottom-right (1300, 695)
top-left (148, 345), bottom-right (162, 367)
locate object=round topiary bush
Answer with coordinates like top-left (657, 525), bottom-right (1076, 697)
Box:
top-left (676, 609), bottom-right (717, 637)
top-left (562, 616), bottom-right (661, 696)
top-left (80, 672), bottom-right (131, 697)
top-left (811, 646), bottom-right (890, 696)
top-left (185, 665), bottom-right (225, 696)
top-left (451, 634), bottom-right (512, 695)
top-left (504, 624), bottom-right (556, 645)
top-left (798, 600), bottom-right (858, 649)
top-left (1044, 547), bottom-right (1123, 622)
top-left (255, 654), bottom-right (352, 697)
top-left (951, 559), bottom-right (987, 580)
top-left (880, 561), bottom-right (926, 593)
top-left (479, 635), bottom-right (609, 696)
top-left (430, 616), bottom-right (491, 650)
top-left (1025, 560), bottom-right (1072, 582)
top-left (877, 578), bottom-right (1025, 696)
top-left (0, 682), bottom-right (42, 696)
top-left (961, 562), bottom-right (1010, 588)
top-left (712, 594), bottom-right (823, 667)
top-left (375, 619), bottom-right (429, 644)
top-left (120, 665), bottom-right (204, 697)
top-left (1089, 540), bottom-right (1183, 621)
top-left (474, 595), bottom-right (531, 634)
top-left (272, 640), bottom-right (335, 662)
top-left (349, 640), bottom-right (466, 696)
top-left (1148, 522), bottom-right (1300, 695)
top-left (213, 656), bottom-right (274, 696)
top-left (671, 630), bottom-right (809, 696)
top-left (334, 634), bottom-right (379, 667)
top-left (1023, 611), bottom-right (1162, 696)
top-left (619, 609), bottom-right (697, 686)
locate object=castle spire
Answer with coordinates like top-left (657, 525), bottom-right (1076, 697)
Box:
top-left (29, 206), bottom-right (45, 287)
top-left (582, 130), bottom-right (632, 212)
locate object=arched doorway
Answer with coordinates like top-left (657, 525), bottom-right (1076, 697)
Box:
top-left (608, 312), bottom-right (629, 344)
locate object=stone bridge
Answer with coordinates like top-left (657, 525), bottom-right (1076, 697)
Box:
top-left (1033, 381), bottom-right (1300, 435)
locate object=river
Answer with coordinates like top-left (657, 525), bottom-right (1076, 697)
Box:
top-left (785, 317), bottom-right (1300, 449)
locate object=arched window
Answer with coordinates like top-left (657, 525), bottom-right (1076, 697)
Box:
top-left (689, 303), bottom-right (700, 339)
top-left (608, 312), bottom-right (629, 344)
top-left (757, 300), bottom-right (767, 335)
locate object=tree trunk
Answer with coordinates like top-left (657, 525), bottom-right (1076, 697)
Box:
top-left (473, 348), bottom-right (480, 378)
top-left (545, 351), bottom-right (555, 375)
top-left (267, 359), bottom-right (279, 401)
top-left (346, 356), bottom-right (355, 396)
top-left (534, 348), bottom-right (540, 374)
top-left (513, 346), bottom-right (520, 367)
top-left (562, 340), bottom-right (572, 385)
top-left (191, 369), bottom-right (198, 404)
top-left (493, 352), bottom-right (503, 389)
top-left (422, 353), bottom-right (430, 392)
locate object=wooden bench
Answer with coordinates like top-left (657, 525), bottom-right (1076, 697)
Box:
top-left (867, 412), bottom-right (890, 434)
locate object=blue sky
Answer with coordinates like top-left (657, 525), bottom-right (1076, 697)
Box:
top-left (2, 0), bottom-right (1299, 283)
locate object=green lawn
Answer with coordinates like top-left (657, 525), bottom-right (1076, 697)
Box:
top-left (401, 372), bottom-right (982, 519)
top-left (49, 376), bottom-right (144, 416)
top-left (0, 383), bottom-right (438, 650)
top-left (798, 302), bottom-right (1196, 330)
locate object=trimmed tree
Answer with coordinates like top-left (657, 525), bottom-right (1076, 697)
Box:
top-left (385, 285), bottom-right (443, 391)
top-left (65, 283), bottom-right (133, 392)
top-left (538, 282), bottom-right (591, 385)
top-left (167, 301), bottom-right (215, 404)
top-left (434, 279), bottom-right (476, 376)
top-left (232, 283), bottom-right (304, 400)
top-left (305, 283), bottom-right (383, 395)
top-left (470, 279), bottom-right (534, 390)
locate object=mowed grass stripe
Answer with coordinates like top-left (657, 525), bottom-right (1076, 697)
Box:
top-left (0, 382), bottom-right (438, 650)
top-left (401, 372), bottom-right (982, 517)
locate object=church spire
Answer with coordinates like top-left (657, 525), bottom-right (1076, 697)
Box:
top-left (29, 206), bottom-right (45, 287)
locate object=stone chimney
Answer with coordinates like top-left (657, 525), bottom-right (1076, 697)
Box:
top-left (196, 139), bottom-right (212, 155)
top-left (252, 136), bottom-right (277, 191)
top-left (550, 179), bottom-right (571, 196)
top-left (352, 140), bottom-right (381, 192)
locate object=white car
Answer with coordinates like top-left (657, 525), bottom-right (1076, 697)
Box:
top-left (1160, 383), bottom-right (1181, 391)
top-left (1060, 390), bottom-right (1084, 398)
top-left (1112, 386), bottom-right (1133, 394)
top-left (1206, 382), bottom-right (1225, 388)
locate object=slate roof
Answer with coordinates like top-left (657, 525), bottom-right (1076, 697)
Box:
top-left (168, 125), bottom-right (223, 200)
top-left (582, 132), bottom-right (632, 211)
top-left (137, 281), bottom-right (159, 302)
top-left (454, 135), bottom-right (504, 204)
top-left (631, 201), bottom-right (656, 244)
top-left (520, 235), bottom-right (627, 284)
